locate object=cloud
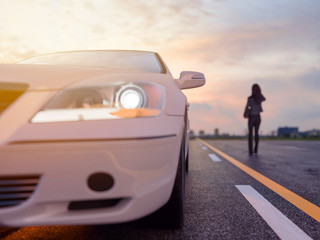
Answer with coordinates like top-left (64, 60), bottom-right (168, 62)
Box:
top-left (0, 36), bottom-right (37, 63)
top-left (294, 68), bottom-right (320, 92)
top-left (188, 84), bottom-right (246, 135)
top-left (189, 102), bottom-right (213, 111)
top-left (161, 0), bottom-right (320, 74)
top-left (189, 101), bottom-right (236, 120)
top-left (108, 0), bottom-right (220, 46)
top-left (165, 20), bottom-right (320, 67)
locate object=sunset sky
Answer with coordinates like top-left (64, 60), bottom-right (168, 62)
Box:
top-left (1, 0), bottom-right (319, 135)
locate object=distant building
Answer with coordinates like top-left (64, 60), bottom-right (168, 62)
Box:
top-left (190, 130), bottom-right (195, 139)
top-left (300, 129), bottom-right (320, 138)
top-left (277, 127), bottom-right (299, 137)
top-left (308, 129), bottom-right (320, 137)
top-left (214, 128), bottom-right (219, 136)
top-left (199, 130), bottom-right (205, 137)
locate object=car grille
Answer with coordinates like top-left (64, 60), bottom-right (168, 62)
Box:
top-left (0, 82), bottom-right (29, 115)
top-left (0, 175), bottom-right (41, 208)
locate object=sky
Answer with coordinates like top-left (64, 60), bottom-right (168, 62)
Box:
top-left (0, 0), bottom-right (319, 135)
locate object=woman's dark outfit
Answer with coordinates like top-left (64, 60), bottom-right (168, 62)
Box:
top-left (244, 95), bottom-right (266, 155)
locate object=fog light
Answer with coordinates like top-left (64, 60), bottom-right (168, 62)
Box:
top-left (87, 173), bottom-right (114, 192)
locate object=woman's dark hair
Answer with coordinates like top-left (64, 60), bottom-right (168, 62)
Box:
top-left (251, 84), bottom-right (262, 103)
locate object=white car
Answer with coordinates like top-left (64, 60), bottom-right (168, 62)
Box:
top-left (0, 50), bottom-right (205, 229)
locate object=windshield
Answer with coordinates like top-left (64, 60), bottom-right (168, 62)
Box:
top-left (19, 50), bottom-right (166, 74)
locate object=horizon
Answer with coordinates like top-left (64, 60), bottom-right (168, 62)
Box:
top-left (191, 127), bottom-right (320, 137)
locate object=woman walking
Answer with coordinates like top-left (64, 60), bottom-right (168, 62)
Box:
top-left (244, 84), bottom-right (266, 155)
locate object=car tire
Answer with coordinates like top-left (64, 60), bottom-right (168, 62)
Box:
top-left (143, 144), bottom-right (185, 229)
top-left (185, 148), bottom-right (189, 172)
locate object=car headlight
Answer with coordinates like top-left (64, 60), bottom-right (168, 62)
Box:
top-left (75, 89), bottom-right (106, 108)
top-left (31, 82), bottom-right (164, 123)
top-left (116, 84), bottom-right (146, 109)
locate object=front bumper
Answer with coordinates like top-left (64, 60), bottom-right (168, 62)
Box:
top-left (0, 134), bottom-right (181, 226)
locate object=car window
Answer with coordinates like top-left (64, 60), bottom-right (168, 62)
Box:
top-left (19, 51), bottom-right (166, 74)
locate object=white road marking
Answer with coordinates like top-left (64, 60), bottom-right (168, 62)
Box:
top-left (197, 140), bottom-right (203, 147)
top-left (209, 153), bottom-right (222, 162)
top-left (236, 185), bottom-right (312, 240)
top-left (202, 146), bottom-right (208, 151)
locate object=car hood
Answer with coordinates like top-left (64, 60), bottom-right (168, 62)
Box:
top-left (0, 64), bottom-right (155, 91)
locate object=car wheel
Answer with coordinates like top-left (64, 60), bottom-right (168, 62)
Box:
top-left (143, 144), bottom-right (185, 229)
top-left (185, 148), bottom-right (189, 172)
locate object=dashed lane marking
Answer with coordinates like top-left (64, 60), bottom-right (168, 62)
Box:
top-left (198, 138), bottom-right (320, 223)
top-left (196, 139), bottom-right (208, 150)
top-left (209, 153), bottom-right (222, 162)
top-left (236, 185), bottom-right (312, 240)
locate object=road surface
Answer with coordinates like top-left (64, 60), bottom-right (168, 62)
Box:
top-left (1, 139), bottom-right (319, 239)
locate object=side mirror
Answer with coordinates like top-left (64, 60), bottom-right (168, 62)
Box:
top-left (176, 71), bottom-right (206, 90)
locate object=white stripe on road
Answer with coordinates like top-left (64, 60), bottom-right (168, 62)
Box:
top-left (199, 139), bottom-right (320, 223)
top-left (202, 146), bottom-right (208, 151)
top-left (236, 185), bottom-right (312, 240)
top-left (209, 153), bottom-right (222, 162)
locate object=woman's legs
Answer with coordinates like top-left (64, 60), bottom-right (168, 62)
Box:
top-left (254, 115), bottom-right (261, 154)
top-left (248, 117), bottom-right (254, 154)
top-left (248, 115), bottom-right (261, 155)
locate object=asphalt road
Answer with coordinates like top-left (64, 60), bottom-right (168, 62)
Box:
top-left (1, 139), bottom-right (319, 240)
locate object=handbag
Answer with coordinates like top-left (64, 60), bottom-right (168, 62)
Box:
top-left (244, 107), bottom-right (251, 119)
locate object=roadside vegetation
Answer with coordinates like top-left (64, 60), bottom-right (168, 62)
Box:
top-left (192, 136), bottom-right (320, 141)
